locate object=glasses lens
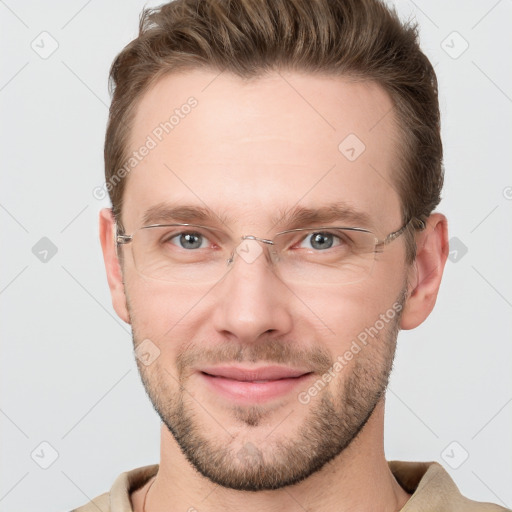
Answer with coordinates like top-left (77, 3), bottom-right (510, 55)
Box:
top-left (127, 225), bottom-right (377, 285)
top-left (273, 228), bottom-right (377, 285)
top-left (130, 225), bottom-right (230, 283)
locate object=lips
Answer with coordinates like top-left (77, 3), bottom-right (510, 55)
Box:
top-left (200, 365), bottom-right (311, 381)
top-left (198, 365), bottom-right (314, 403)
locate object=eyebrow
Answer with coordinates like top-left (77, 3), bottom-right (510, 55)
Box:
top-left (141, 203), bottom-right (231, 228)
top-left (272, 203), bottom-right (373, 230)
top-left (140, 201), bottom-right (373, 231)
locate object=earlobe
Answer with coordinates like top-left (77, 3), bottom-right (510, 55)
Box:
top-left (99, 208), bottom-right (131, 324)
top-left (400, 213), bottom-right (449, 330)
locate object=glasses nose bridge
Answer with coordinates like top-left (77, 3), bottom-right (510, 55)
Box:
top-left (241, 234), bottom-right (274, 245)
top-left (227, 233), bottom-right (277, 266)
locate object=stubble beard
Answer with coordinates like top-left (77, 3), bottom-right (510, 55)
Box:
top-left (131, 288), bottom-right (406, 491)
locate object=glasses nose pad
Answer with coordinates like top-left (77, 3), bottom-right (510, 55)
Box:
top-left (226, 249), bottom-right (235, 266)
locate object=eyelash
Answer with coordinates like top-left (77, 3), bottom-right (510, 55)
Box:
top-left (163, 230), bottom-right (348, 251)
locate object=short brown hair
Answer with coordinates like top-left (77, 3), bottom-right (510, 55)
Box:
top-left (105, 0), bottom-right (443, 263)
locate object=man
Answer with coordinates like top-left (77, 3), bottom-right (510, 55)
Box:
top-left (73, 0), bottom-right (508, 510)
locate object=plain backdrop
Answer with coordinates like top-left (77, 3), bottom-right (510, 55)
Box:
top-left (1, 0), bottom-right (511, 510)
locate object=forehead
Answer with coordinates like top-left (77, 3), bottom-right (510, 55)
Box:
top-left (123, 69), bottom-right (402, 234)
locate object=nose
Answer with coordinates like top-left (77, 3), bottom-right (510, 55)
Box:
top-left (212, 238), bottom-right (293, 344)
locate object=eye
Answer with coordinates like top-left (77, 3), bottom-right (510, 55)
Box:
top-left (299, 231), bottom-right (345, 251)
top-left (166, 231), bottom-right (210, 250)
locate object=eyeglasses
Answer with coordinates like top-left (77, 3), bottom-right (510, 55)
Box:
top-left (116, 219), bottom-right (413, 285)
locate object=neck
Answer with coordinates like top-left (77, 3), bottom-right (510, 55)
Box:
top-left (132, 400), bottom-right (411, 512)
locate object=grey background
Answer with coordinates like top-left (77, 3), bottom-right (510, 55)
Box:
top-left (1, 0), bottom-right (511, 510)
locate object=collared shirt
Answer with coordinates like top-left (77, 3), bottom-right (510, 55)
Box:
top-left (70, 461), bottom-right (510, 511)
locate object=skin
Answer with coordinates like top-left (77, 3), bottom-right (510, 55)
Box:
top-left (99, 69), bottom-right (449, 511)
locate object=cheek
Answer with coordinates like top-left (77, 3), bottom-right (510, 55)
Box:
top-left (293, 279), bottom-right (403, 350)
top-left (124, 275), bottom-right (209, 342)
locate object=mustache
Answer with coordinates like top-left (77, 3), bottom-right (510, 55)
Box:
top-left (176, 338), bottom-right (333, 376)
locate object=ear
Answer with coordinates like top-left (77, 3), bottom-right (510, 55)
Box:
top-left (99, 208), bottom-right (130, 324)
top-left (400, 213), bottom-right (449, 330)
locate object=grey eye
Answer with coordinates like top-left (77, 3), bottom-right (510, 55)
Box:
top-left (308, 232), bottom-right (334, 250)
top-left (169, 232), bottom-right (208, 250)
top-left (297, 231), bottom-right (346, 251)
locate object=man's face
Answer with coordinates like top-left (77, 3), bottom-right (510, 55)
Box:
top-left (118, 70), bottom-right (411, 490)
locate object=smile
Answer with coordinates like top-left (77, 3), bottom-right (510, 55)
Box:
top-left (198, 365), bottom-right (314, 403)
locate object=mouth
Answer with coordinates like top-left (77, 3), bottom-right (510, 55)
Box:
top-left (198, 365), bottom-right (314, 403)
